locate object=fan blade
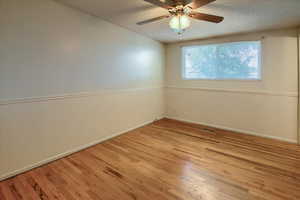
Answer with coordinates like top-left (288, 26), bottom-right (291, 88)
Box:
top-left (143, 0), bottom-right (174, 9)
top-left (137, 15), bottom-right (170, 25)
top-left (187, 0), bottom-right (216, 9)
top-left (189, 12), bottom-right (224, 23)
top-left (172, 0), bottom-right (190, 6)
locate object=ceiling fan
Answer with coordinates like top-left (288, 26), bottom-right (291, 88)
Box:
top-left (137, 0), bottom-right (224, 34)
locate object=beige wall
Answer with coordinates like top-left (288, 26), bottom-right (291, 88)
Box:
top-left (298, 28), bottom-right (300, 144)
top-left (0, 0), bottom-right (165, 180)
top-left (166, 29), bottom-right (299, 143)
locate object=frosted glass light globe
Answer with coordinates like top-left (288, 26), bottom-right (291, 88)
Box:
top-left (169, 15), bottom-right (191, 34)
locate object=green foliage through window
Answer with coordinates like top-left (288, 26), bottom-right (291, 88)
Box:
top-left (182, 41), bottom-right (261, 80)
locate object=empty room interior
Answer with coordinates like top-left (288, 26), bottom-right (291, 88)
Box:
top-left (1, 0), bottom-right (300, 199)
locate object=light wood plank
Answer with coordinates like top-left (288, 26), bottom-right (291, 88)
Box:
top-left (0, 118), bottom-right (299, 200)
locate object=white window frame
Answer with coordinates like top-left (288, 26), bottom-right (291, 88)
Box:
top-left (181, 41), bottom-right (263, 81)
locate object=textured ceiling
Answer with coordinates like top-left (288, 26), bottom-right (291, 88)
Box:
top-left (57, 0), bottom-right (300, 43)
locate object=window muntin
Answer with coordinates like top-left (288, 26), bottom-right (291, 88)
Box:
top-left (182, 41), bottom-right (262, 80)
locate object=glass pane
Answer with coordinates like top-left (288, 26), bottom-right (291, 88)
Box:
top-left (183, 41), bottom-right (261, 80)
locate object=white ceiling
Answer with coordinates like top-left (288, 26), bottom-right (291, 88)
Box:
top-left (57, 0), bottom-right (300, 43)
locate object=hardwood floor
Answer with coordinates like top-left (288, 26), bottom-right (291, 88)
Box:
top-left (1, 118), bottom-right (300, 200)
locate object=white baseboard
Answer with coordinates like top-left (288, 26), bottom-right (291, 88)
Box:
top-left (166, 116), bottom-right (298, 144)
top-left (0, 119), bottom-right (159, 181)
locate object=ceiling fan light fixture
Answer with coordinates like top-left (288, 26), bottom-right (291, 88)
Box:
top-left (169, 15), bottom-right (191, 34)
top-left (137, 0), bottom-right (223, 35)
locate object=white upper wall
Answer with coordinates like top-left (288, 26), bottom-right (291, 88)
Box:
top-left (0, 0), bottom-right (165, 100)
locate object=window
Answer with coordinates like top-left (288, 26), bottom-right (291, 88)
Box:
top-left (182, 41), bottom-right (262, 80)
